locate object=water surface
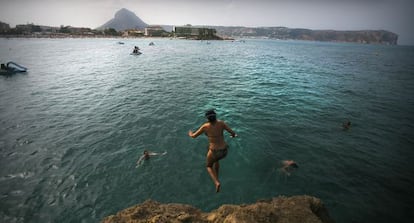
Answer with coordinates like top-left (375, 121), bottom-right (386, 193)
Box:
top-left (1, 38), bottom-right (413, 223)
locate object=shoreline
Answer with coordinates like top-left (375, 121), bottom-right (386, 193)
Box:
top-left (0, 35), bottom-right (402, 46)
top-left (1, 35), bottom-right (401, 45)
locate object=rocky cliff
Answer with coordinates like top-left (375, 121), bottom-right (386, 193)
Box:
top-left (212, 26), bottom-right (398, 45)
top-left (101, 195), bottom-right (335, 223)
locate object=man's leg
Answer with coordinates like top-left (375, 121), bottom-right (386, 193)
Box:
top-left (206, 151), bottom-right (220, 192)
top-left (213, 161), bottom-right (220, 178)
top-left (206, 166), bottom-right (220, 193)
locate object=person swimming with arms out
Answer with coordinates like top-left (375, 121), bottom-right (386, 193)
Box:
top-left (188, 109), bottom-right (237, 192)
top-left (136, 150), bottom-right (167, 167)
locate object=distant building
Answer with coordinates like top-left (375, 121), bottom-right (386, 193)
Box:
top-left (67, 26), bottom-right (93, 35)
top-left (39, 26), bottom-right (59, 34)
top-left (122, 29), bottom-right (145, 37)
top-left (16, 24), bottom-right (41, 34)
top-left (174, 25), bottom-right (220, 40)
top-left (144, 25), bottom-right (169, 37)
top-left (0, 21), bottom-right (10, 33)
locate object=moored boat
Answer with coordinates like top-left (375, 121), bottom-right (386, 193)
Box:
top-left (1, 61), bottom-right (28, 75)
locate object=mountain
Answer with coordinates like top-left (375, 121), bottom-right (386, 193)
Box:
top-left (97, 8), bottom-right (148, 31)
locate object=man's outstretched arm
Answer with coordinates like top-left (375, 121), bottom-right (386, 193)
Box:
top-left (188, 124), bottom-right (205, 138)
top-left (223, 122), bottom-right (237, 137)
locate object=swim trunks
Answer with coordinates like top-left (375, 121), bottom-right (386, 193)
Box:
top-left (206, 146), bottom-right (228, 167)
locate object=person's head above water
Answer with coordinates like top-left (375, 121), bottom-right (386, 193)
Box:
top-left (282, 160), bottom-right (298, 168)
top-left (143, 150), bottom-right (150, 160)
top-left (205, 109), bottom-right (217, 123)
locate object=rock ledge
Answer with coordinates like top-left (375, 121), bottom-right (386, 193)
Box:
top-left (102, 195), bottom-right (335, 223)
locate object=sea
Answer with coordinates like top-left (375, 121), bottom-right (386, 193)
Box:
top-left (1, 38), bottom-right (413, 223)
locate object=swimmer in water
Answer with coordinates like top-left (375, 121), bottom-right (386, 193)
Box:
top-left (280, 160), bottom-right (298, 176)
top-left (342, 120), bottom-right (351, 130)
top-left (136, 150), bottom-right (167, 167)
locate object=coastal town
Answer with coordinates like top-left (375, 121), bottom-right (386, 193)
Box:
top-left (0, 21), bottom-right (223, 40)
top-left (0, 7), bottom-right (399, 44)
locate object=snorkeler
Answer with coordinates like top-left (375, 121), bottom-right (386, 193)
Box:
top-left (136, 150), bottom-right (167, 167)
top-left (188, 109), bottom-right (237, 192)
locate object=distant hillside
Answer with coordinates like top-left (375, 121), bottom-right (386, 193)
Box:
top-left (210, 26), bottom-right (398, 45)
top-left (97, 8), bottom-right (148, 31)
top-left (96, 8), bottom-right (397, 44)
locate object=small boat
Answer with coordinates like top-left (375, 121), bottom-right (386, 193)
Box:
top-left (1, 61), bottom-right (28, 75)
top-left (117, 41), bottom-right (125, 45)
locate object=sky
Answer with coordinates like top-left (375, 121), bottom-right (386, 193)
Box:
top-left (0, 0), bottom-right (413, 45)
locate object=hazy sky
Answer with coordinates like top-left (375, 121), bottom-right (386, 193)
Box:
top-left (0, 0), bottom-right (413, 45)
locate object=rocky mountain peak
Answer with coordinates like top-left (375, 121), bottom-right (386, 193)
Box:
top-left (98, 8), bottom-right (148, 31)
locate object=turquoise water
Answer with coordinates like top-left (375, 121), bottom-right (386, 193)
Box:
top-left (1, 38), bottom-right (414, 223)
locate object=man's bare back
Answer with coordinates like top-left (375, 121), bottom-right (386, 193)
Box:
top-left (203, 121), bottom-right (229, 150)
top-left (188, 109), bottom-right (236, 192)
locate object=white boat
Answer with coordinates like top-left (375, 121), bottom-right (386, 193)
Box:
top-left (1, 61), bottom-right (27, 75)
